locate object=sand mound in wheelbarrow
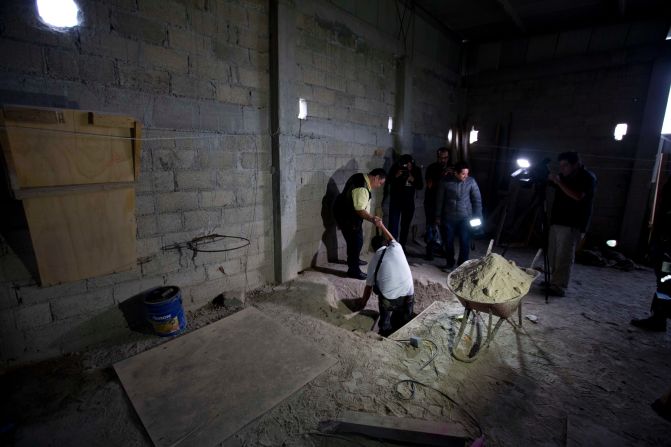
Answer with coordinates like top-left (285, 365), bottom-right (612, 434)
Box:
top-left (450, 253), bottom-right (535, 303)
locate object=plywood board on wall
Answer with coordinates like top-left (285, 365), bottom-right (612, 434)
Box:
top-left (22, 187), bottom-right (137, 286)
top-left (1, 106), bottom-right (137, 189)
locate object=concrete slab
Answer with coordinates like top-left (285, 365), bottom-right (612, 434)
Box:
top-left (114, 307), bottom-right (337, 447)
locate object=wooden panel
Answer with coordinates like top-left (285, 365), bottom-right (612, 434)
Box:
top-left (1, 106), bottom-right (136, 189)
top-left (114, 307), bottom-right (338, 447)
top-left (22, 187), bottom-right (136, 286)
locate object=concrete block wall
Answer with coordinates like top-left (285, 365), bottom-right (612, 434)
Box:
top-left (463, 22), bottom-right (668, 243)
top-left (0, 0), bottom-right (273, 365)
top-left (293, 2), bottom-right (462, 269)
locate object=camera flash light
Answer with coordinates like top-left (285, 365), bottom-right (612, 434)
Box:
top-left (606, 240), bottom-right (617, 247)
top-left (516, 158), bottom-right (530, 168)
top-left (469, 218), bottom-right (482, 227)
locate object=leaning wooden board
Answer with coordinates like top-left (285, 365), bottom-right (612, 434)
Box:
top-left (0, 105), bottom-right (142, 285)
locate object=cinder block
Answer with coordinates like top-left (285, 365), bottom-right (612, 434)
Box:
top-left (0, 285), bottom-right (18, 311)
top-left (140, 251), bottom-right (183, 276)
top-left (144, 44), bottom-right (188, 73)
top-left (236, 67), bottom-right (269, 89)
top-left (112, 276), bottom-right (165, 304)
top-left (183, 209), bottom-right (223, 230)
top-left (164, 268), bottom-right (208, 289)
top-left (242, 106), bottom-right (269, 133)
top-left (14, 303), bottom-right (52, 330)
top-left (158, 213), bottom-right (184, 233)
top-left (169, 27), bottom-right (212, 54)
top-left (78, 55), bottom-right (116, 85)
top-left (171, 74), bottom-right (217, 99)
top-left (249, 50), bottom-right (269, 69)
top-left (138, 0), bottom-right (187, 25)
top-left (0, 40), bottom-right (44, 74)
top-left (213, 41), bottom-right (250, 65)
top-left (152, 95), bottom-right (196, 129)
top-left (51, 289), bottom-right (115, 320)
top-left (137, 215), bottom-right (159, 237)
top-left (176, 170), bottom-right (217, 190)
top-left (237, 28), bottom-right (269, 52)
top-left (118, 63), bottom-right (170, 93)
top-left (204, 258), bottom-right (243, 279)
top-left (200, 190), bottom-right (236, 208)
top-left (196, 101), bottom-right (244, 132)
top-left (18, 281), bottom-right (88, 307)
top-left (197, 149), bottom-right (236, 170)
top-left (157, 191), bottom-right (200, 213)
top-left (136, 195), bottom-right (155, 215)
top-left (111, 12), bottom-right (166, 45)
top-left (217, 84), bottom-right (251, 105)
top-left (190, 55), bottom-right (231, 81)
top-left (85, 267), bottom-right (142, 289)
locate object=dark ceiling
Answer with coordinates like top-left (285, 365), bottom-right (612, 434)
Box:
top-left (413, 0), bottom-right (671, 42)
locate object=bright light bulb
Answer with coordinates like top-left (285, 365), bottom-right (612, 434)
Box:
top-left (37, 0), bottom-right (80, 28)
top-left (516, 158), bottom-right (530, 168)
top-left (447, 129), bottom-right (453, 143)
top-left (298, 98), bottom-right (307, 120)
top-left (613, 123), bottom-right (627, 141)
top-left (469, 127), bottom-right (478, 144)
top-left (606, 240), bottom-right (617, 247)
top-left (387, 116), bottom-right (393, 133)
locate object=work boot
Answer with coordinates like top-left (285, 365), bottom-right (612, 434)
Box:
top-left (347, 270), bottom-right (367, 280)
top-left (630, 316), bottom-right (667, 332)
top-left (358, 259), bottom-right (368, 266)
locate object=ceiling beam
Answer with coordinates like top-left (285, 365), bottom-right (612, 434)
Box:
top-left (494, 0), bottom-right (526, 33)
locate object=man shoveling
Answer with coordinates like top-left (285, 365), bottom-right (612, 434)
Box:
top-left (358, 222), bottom-right (414, 337)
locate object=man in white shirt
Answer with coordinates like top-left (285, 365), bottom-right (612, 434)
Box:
top-left (358, 222), bottom-right (414, 336)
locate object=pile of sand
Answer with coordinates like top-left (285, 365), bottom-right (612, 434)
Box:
top-left (449, 253), bottom-right (535, 303)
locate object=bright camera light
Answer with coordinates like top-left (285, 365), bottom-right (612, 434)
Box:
top-left (298, 98), bottom-right (307, 120)
top-left (447, 129), bottom-right (453, 143)
top-left (387, 116), bottom-right (393, 133)
top-left (516, 158), bottom-right (530, 168)
top-left (469, 127), bottom-right (478, 144)
top-left (613, 123), bottom-right (627, 141)
top-left (37, 0), bottom-right (80, 28)
top-left (510, 168), bottom-right (524, 178)
top-left (661, 275), bottom-right (671, 283)
top-left (469, 218), bottom-right (482, 227)
top-left (606, 240), bottom-right (617, 247)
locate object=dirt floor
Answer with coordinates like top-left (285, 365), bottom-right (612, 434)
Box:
top-left (1, 241), bottom-right (670, 446)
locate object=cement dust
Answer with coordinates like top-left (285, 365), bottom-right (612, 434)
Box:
top-left (449, 253), bottom-right (534, 303)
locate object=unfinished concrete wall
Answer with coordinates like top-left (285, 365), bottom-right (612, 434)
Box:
top-left (463, 20), bottom-right (671, 247)
top-left (292, 0), bottom-right (462, 269)
top-left (0, 0), bottom-right (273, 364)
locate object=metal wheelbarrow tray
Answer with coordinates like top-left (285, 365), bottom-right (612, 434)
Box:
top-left (447, 256), bottom-right (540, 362)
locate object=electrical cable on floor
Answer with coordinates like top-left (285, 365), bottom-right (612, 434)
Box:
top-left (395, 338), bottom-right (439, 371)
top-left (394, 379), bottom-right (483, 437)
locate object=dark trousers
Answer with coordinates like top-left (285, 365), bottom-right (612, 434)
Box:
top-left (378, 294), bottom-right (414, 336)
top-left (441, 219), bottom-right (470, 268)
top-left (341, 224), bottom-right (363, 273)
top-left (389, 198), bottom-right (415, 247)
top-left (424, 201), bottom-right (438, 257)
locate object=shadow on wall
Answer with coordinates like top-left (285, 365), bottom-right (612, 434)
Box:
top-left (314, 159), bottom-right (359, 266)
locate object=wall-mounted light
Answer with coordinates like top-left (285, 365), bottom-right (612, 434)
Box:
top-left (387, 116), bottom-right (393, 133)
top-left (447, 129), bottom-right (453, 143)
top-left (469, 126), bottom-right (479, 144)
top-left (37, 0), bottom-right (80, 28)
top-left (298, 98), bottom-right (307, 120)
top-left (613, 123), bottom-right (627, 141)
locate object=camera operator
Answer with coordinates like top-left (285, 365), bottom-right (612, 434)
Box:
top-left (388, 154), bottom-right (423, 249)
top-left (424, 147), bottom-right (453, 260)
top-left (546, 151), bottom-right (597, 296)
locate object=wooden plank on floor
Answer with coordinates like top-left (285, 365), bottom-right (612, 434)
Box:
top-left (114, 307), bottom-right (337, 447)
top-left (319, 410), bottom-right (468, 446)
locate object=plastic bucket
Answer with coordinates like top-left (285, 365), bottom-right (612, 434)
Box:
top-left (143, 286), bottom-right (187, 336)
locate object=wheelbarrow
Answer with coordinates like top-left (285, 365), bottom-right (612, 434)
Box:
top-left (447, 246), bottom-right (541, 362)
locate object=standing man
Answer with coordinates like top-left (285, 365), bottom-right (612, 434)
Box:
top-left (388, 154), bottom-right (423, 248)
top-left (424, 147), bottom-right (452, 260)
top-left (334, 168), bottom-right (387, 279)
top-left (435, 162), bottom-right (482, 269)
top-left (358, 222), bottom-right (414, 337)
top-left (546, 151), bottom-right (597, 297)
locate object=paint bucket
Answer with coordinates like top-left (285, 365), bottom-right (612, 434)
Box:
top-left (144, 286), bottom-right (187, 336)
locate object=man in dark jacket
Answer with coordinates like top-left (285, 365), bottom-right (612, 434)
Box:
top-left (435, 162), bottom-right (482, 269)
top-left (546, 151), bottom-right (597, 296)
top-left (334, 168), bottom-right (387, 279)
top-left (388, 154), bottom-right (423, 248)
top-left (424, 147), bottom-right (452, 260)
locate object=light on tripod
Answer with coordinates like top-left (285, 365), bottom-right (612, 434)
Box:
top-left (469, 218), bottom-right (482, 227)
top-left (517, 158), bottom-right (530, 168)
top-left (469, 127), bottom-right (479, 144)
top-left (606, 239), bottom-right (617, 247)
